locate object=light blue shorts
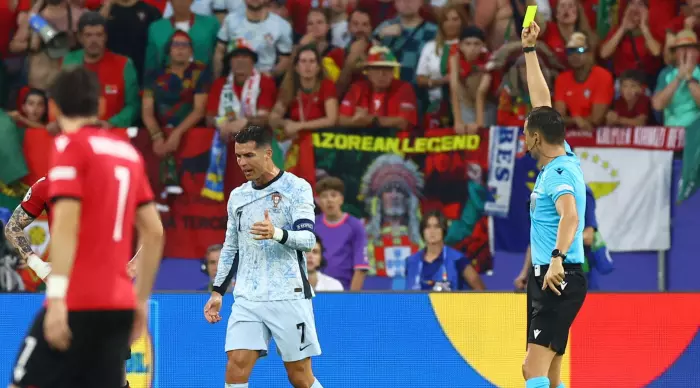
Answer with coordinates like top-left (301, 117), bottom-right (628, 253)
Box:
top-left (225, 297), bottom-right (322, 362)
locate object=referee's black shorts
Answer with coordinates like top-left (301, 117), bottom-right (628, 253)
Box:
top-left (526, 263), bottom-right (587, 355)
top-left (11, 308), bottom-right (134, 388)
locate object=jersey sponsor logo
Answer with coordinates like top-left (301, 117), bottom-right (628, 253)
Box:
top-left (48, 166), bottom-right (77, 181)
top-left (87, 136), bottom-right (140, 162)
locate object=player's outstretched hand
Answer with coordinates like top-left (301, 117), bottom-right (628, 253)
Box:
top-left (521, 21), bottom-right (540, 48)
top-left (204, 293), bottom-right (223, 324)
top-left (130, 301), bottom-right (148, 345)
top-left (44, 299), bottom-right (72, 351)
top-left (250, 210), bottom-right (275, 240)
top-left (542, 259), bottom-right (565, 296)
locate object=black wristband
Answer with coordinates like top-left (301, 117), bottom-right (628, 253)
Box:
top-left (523, 46), bottom-right (536, 53)
top-left (211, 286), bottom-right (226, 296)
top-left (278, 229), bottom-right (289, 245)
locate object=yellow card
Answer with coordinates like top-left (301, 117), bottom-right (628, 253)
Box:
top-left (523, 5), bottom-right (537, 28)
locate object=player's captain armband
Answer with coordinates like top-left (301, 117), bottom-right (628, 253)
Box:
top-left (46, 275), bottom-right (69, 299)
top-left (293, 219), bottom-right (315, 232)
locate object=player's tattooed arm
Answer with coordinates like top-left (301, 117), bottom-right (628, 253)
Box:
top-left (3, 206), bottom-right (37, 261)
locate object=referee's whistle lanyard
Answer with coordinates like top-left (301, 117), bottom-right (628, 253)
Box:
top-left (413, 247), bottom-right (450, 291)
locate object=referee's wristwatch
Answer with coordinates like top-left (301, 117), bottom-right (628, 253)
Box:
top-left (551, 249), bottom-right (567, 260)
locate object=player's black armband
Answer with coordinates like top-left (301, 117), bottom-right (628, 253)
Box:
top-left (293, 219), bottom-right (314, 232)
top-left (212, 253), bottom-right (239, 296)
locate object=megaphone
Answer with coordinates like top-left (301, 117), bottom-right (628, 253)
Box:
top-left (29, 14), bottom-right (70, 59)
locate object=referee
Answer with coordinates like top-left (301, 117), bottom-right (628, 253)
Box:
top-left (520, 22), bottom-right (588, 388)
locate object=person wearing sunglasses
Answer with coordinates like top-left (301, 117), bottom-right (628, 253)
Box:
top-left (553, 31), bottom-right (614, 131)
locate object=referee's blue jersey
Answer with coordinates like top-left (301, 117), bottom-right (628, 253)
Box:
top-left (529, 148), bottom-right (586, 266)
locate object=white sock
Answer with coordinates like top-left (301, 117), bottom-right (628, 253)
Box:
top-left (225, 384), bottom-right (248, 388)
top-left (311, 379), bottom-right (323, 388)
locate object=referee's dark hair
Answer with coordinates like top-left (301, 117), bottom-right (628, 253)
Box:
top-left (234, 124), bottom-right (273, 148)
top-left (420, 210), bottom-right (449, 240)
top-left (313, 233), bottom-right (328, 269)
top-left (77, 11), bottom-right (107, 32)
top-left (48, 67), bottom-right (101, 118)
top-left (525, 106), bottom-right (566, 145)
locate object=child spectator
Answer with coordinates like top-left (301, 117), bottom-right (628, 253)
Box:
top-left (8, 89), bottom-right (48, 129)
top-left (307, 234), bottom-right (345, 292)
top-left (606, 70), bottom-right (650, 126)
top-left (313, 177), bottom-right (369, 290)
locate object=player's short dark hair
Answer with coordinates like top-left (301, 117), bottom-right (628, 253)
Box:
top-left (48, 67), bottom-right (101, 118)
top-left (525, 106), bottom-right (566, 145)
top-left (234, 124), bottom-right (273, 148)
top-left (315, 176), bottom-right (345, 196)
top-left (313, 233), bottom-right (327, 269)
top-left (619, 69), bottom-right (647, 86)
top-left (420, 210), bottom-right (448, 240)
top-left (78, 11), bottom-right (106, 32)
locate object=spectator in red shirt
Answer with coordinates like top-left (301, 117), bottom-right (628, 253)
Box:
top-left (8, 88), bottom-right (48, 129)
top-left (606, 69), bottom-right (650, 126)
top-left (554, 32), bottom-right (614, 130)
top-left (270, 45), bottom-right (339, 187)
top-left (335, 8), bottom-right (374, 97)
top-left (339, 45), bottom-right (417, 131)
top-left (207, 39), bottom-right (278, 139)
top-left (540, 0), bottom-right (597, 68)
top-left (599, 0), bottom-right (661, 79)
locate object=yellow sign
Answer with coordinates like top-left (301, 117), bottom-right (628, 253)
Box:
top-left (126, 331), bottom-right (154, 388)
top-left (312, 133), bottom-right (481, 154)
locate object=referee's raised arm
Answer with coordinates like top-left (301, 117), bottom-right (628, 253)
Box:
top-left (521, 22), bottom-right (551, 108)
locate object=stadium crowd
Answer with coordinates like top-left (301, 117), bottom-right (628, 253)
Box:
top-left (0, 0), bottom-right (696, 292)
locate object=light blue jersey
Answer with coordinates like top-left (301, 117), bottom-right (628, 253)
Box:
top-left (529, 150), bottom-right (586, 266)
top-left (214, 171), bottom-right (317, 301)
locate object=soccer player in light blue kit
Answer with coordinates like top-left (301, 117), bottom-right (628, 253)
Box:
top-left (203, 125), bottom-right (324, 388)
top-left (520, 22), bottom-right (588, 388)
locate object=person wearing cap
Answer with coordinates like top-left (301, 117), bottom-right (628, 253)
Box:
top-left (652, 29), bottom-right (700, 127)
top-left (663, 0), bottom-right (700, 65)
top-left (206, 38), bottom-right (278, 139)
top-left (61, 11), bottom-right (140, 128)
top-left (553, 31), bottom-right (614, 131)
top-left (339, 45), bottom-right (417, 131)
top-left (142, 30), bottom-right (211, 157)
top-left (144, 0), bottom-right (219, 78)
top-left (450, 26), bottom-right (497, 134)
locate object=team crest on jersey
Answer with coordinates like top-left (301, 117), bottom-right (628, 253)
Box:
top-left (271, 192), bottom-right (282, 208)
top-left (264, 33), bottom-right (274, 45)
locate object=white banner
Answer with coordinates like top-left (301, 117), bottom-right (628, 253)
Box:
top-left (484, 126), bottom-right (519, 218)
top-left (576, 147), bottom-right (673, 251)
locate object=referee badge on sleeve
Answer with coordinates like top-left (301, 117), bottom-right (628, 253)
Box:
top-left (529, 191), bottom-right (537, 211)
